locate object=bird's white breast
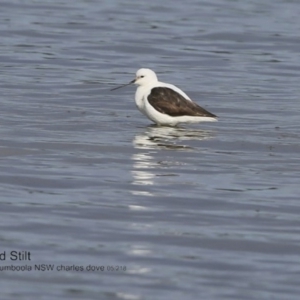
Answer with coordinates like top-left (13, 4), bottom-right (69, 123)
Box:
top-left (135, 85), bottom-right (152, 115)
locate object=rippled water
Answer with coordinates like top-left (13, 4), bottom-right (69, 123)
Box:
top-left (0, 0), bottom-right (300, 299)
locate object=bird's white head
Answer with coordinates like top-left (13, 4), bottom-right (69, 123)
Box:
top-left (110, 68), bottom-right (158, 91)
top-left (134, 68), bottom-right (158, 86)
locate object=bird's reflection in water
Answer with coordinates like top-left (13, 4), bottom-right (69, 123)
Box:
top-left (130, 126), bottom-right (215, 196)
top-left (133, 125), bottom-right (215, 150)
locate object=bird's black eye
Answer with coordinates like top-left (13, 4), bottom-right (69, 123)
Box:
top-left (140, 75), bottom-right (144, 78)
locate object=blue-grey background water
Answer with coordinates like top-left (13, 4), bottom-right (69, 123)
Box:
top-left (0, 0), bottom-right (299, 299)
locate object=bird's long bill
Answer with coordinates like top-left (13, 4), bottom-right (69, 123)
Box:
top-left (110, 79), bottom-right (135, 91)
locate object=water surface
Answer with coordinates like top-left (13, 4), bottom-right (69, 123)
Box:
top-left (0, 0), bottom-right (299, 299)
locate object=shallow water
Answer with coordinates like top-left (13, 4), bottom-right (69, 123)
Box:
top-left (0, 0), bottom-right (300, 299)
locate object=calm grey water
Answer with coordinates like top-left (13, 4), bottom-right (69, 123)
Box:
top-left (0, 0), bottom-right (300, 299)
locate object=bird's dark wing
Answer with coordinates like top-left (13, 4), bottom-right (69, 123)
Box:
top-left (147, 87), bottom-right (217, 118)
